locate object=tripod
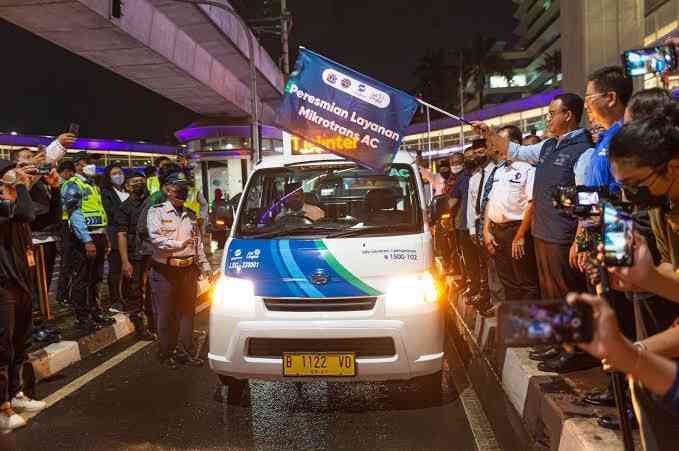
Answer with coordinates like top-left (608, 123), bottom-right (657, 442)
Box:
top-left (595, 267), bottom-right (635, 451)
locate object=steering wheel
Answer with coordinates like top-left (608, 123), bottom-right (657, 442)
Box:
top-left (275, 213), bottom-right (315, 226)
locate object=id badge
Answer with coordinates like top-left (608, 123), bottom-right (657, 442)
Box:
top-left (26, 248), bottom-right (36, 268)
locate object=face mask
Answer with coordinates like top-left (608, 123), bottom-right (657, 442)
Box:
top-left (83, 164), bottom-right (97, 177)
top-left (111, 174), bottom-right (125, 186)
top-left (475, 156), bottom-right (488, 166)
top-left (175, 186), bottom-right (189, 201)
top-left (450, 165), bottom-right (464, 174)
top-left (131, 184), bottom-right (146, 197)
top-left (621, 185), bottom-right (666, 209)
top-left (463, 160), bottom-right (476, 170)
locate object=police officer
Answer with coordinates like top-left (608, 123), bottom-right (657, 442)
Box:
top-left (146, 156), bottom-right (171, 195)
top-left (61, 152), bottom-right (115, 335)
top-left (147, 171), bottom-right (211, 369)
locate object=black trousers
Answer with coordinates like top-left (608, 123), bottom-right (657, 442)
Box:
top-left (491, 222), bottom-right (540, 301)
top-left (149, 263), bottom-right (198, 358)
top-left (123, 257), bottom-right (155, 325)
top-left (56, 225), bottom-right (73, 303)
top-left (68, 233), bottom-right (106, 323)
top-left (533, 237), bottom-right (586, 299)
top-left (107, 249), bottom-right (123, 307)
top-left (446, 229), bottom-right (462, 275)
top-left (0, 286), bottom-right (33, 403)
top-left (457, 230), bottom-right (480, 296)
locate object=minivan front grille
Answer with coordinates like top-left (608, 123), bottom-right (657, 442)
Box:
top-left (262, 297), bottom-right (377, 312)
top-left (247, 337), bottom-right (396, 358)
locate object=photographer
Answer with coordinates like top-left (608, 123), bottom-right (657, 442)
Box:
top-left (475, 94), bottom-right (598, 372)
top-left (0, 161), bottom-right (47, 431)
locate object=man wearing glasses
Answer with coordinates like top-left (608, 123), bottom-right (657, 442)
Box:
top-left (475, 93), bottom-right (598, 373)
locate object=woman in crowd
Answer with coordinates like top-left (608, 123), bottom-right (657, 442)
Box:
top-left (100, 163), bottom-right (129, 310)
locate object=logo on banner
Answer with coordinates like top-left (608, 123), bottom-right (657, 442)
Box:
top-left (322, 69), bottom-right (391, 108)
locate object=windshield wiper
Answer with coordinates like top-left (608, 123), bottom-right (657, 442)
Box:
top-left (325, 224), bottom-right (414, 238)
top-left (241, 225), bottom-right (342, 239)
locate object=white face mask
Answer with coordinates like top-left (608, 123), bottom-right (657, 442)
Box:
top-left (83, 164), bottom-right (97, 177)
top-left (450, 165), bottom-right (464, 174)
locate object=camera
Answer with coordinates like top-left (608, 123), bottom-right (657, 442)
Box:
top-left (551, 185), bottom-right (613, 218)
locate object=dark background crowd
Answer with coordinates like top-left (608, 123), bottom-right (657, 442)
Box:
top-left (419, 48), bottom-right (679, 450)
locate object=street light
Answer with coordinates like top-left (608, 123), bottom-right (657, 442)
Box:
top-left (167, 0), bottom-right (261, 164)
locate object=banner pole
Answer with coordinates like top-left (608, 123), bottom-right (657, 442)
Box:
top-left (426, 105), bottom-right (433, 199)
top-left (416, 98), bottom-right (474, 126)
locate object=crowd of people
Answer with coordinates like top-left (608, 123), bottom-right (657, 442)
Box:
top-left (0, 142), bottom-right (213, 431)
top-left (420, 53), bottom-right (679, 449)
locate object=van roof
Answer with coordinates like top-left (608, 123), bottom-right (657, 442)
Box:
top-left (254, 150), bottom-right (416, 170)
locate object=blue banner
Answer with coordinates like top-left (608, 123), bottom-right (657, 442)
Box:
top-left (277, 48), bottom-right (419, 171)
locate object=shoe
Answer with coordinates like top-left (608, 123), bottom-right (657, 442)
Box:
top-left (160, 357), bottom-right (179, 370)
top-left (92, 314), bottom-right (116, 327)
top-left (529, 346), bottom-right (561, 362)
top-left (175, 353), bottom-right (204, 367)
top-left (0, 408), bottom-right (26, 432)
top-left (130, 316), bottom-right (155, 341)
top-left (598, 407), bottom-right (638, 430)
top-left (537, 352), bottom-right (600, 373)
top-left (584, 388), bottom-right (616, 408)
top-left (74, 320), bottom-right (99, 336)
top-left (11, 392), bottom-right (46, 413)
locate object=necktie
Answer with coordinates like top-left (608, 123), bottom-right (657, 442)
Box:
top-left (477, 161), bottom-right (505, 237)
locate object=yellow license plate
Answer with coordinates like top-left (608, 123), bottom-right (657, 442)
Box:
top-left (283, 353), bottom-right (356, 377)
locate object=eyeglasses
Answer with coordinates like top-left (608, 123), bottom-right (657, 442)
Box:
top-left (584, 93), bottom-right (606, 104)
top-left (545, 109), bottom-right (568, 119)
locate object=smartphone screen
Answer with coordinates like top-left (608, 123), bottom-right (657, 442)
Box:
top-left (602, 201), bottom-right (634, 267)
top-left (577, 191), bottom-right (599, 206)
top-left (68, 123), bottom-right (80, 136)
top-left (498, 300), bottom-right (593, 347)
top-left (622, 45), bottom-right (678, 77)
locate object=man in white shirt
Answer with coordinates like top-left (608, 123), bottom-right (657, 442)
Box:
top-left (464, 139), bottom-right (500, 313)
top-left (482, 128), bottom-right (540, 302)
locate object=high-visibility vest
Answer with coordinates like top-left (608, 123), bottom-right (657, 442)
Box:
top-left (147, 176), bottom-right (160, 195)
top-left (184, 187), bottom-right (201, 216)
top-left (61, 176), bottom-right (108, 227)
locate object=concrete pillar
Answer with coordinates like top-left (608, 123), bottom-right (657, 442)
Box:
top-left (561, 0), bottom-right (644, 97)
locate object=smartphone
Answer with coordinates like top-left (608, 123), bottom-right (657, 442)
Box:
top-left (498, 299), bottom-right (593, 347)
top-left (68, 123), bottom-right (80, 136)
top-left (602, 201), bottom-right (635, 267)
top-left (622, 44), bottom-right (678, 77)
top-left (37, 163), bottom-right (51, 175)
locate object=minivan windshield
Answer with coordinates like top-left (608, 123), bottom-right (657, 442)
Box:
top-left (235, 163), bottom-right (422, 239)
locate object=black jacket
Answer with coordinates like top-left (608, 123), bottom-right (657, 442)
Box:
top-left (29, 179), bottom-right (61, 233)
top-left (101, 187), bottom-right (126, 250)
top-left (0, 185), bottom-right (35, 294)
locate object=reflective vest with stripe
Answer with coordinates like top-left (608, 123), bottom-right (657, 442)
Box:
top-left (184, 187), bottom-right (201, 216)
top-left (62, 177), bottom-right (108, 228)
top-left (147, 176), bottom-right (160, 195)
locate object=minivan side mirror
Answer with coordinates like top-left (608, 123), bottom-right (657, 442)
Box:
top-left (429, 195), bottom-right (451, 224)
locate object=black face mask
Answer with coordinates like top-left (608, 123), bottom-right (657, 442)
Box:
top-left (175, 186), bottom-right (189, 201)
top-left (463, 160), bottom-right (476, 170)
top-left (474, 156), bottom-right (488, 167)
top-left (131, 184), bottom-right (146, 197)
top-left (621, 185), bottom-right (667, 209)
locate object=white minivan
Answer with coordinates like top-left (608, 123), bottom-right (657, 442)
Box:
top-left (209, 150), bottom-right (444, 399)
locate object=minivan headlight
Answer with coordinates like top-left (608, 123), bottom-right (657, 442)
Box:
top-left (385, 271), bottom-right (439, 309)
top-left (211, 275), bottom-right (255, 313)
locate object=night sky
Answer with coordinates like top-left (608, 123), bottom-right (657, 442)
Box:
top-left (0, 0), bottom-right (516, 143)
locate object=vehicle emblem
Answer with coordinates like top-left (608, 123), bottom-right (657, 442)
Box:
top-left (310, 270), bottom-right (330, 285)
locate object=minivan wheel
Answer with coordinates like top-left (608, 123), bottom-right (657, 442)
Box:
top-left (417, 370), bottom-right (443, 402)
top-left (218, 375), bottom-right (250, 406)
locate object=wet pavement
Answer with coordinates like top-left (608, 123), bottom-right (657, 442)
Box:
top-left (10, 309), bottom-right (481, 451)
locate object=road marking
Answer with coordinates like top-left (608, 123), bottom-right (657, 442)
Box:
top-left (447, 341), bottom-right (501, 451)
top-left (22, 340), bottom-right (153, 421)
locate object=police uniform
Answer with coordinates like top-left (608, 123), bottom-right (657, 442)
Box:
top-left (147, 189), bottom-right (210, 363)
top-left (61, 156), bottom-right (113, 331)
top-left (485, 161), bottom-right (540, 301)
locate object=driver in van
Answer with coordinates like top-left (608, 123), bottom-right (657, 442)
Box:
top-left (276, 184), bottom-right (325, 221)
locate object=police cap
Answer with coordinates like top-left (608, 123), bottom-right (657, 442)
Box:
top-left (70, 151), bottom-right (102, 164)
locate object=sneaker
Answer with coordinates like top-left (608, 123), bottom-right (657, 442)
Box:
top-left (92, 314), bottom-right (116, 327)
top-left (159, 356), bottom-right (180, 370)
top-left (11, 392), bottom-right (46, 412)
top-left (175, 353), bottom-right (204, 367)
top-left (0, 408), bottom-right (26, 432)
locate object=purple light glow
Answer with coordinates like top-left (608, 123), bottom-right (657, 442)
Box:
top-left (0, 134), bottom-right (180, 155)
top-left (174, 125), bottom-right (283, 143)
top-left (407, 88), bottom-right (564, 135)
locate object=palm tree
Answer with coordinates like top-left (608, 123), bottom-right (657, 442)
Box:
top-left (413, 48), bottom-right (458, 117)
top-left (462, 35), bottom-right (513, 109)
top-left (538, 50), bottom-right (562, 86)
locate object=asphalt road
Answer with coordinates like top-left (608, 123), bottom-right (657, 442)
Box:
top-left (8, 309), bottom-right (485, 451)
